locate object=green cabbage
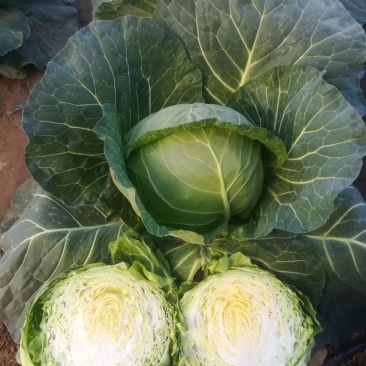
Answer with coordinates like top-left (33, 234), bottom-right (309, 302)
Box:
top-left (23, 12), bottom-right (366, 242)
top-left (128, 125), bottom-right (263, 232)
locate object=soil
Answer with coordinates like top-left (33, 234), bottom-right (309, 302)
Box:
top-left (0, 323), bottom-right (18, 366)
top-left (0, 71), bottom-right (42, 225)
top-left (0, 2), bottom-right (365, 366)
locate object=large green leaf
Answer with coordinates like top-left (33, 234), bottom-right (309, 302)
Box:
top-left (315, 277), bottom-right (366, 345)
top-left (0, 0), bottom-right (79, 72)
top-left (0, 8), bottom-right (29, 56)
top-left (23, 16), bottom-right (203, 209)
top-left (339, 0), bottom-right (366, 25)
top-left (94, 104), bottom-right (173, 238)
top-left (154, 0), bottom-right (366, 114)
top-left (92, 0), bottom-right (157, 20)
top-left (303, 186), bottom-right (366, 295)
top-left (228, 65), bottom-right (366, 237)
top-left (0, 188), bottom-right (127, 342)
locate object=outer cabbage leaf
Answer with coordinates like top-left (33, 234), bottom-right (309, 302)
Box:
top-left (92, 0), bottom-right (157, 20)
top-left (228, 65), bottom-right (366, 237)
top-left (301, 185), bottom-right (366, 344)
top-left (315, 277), bottom-right (366, 345)
top-left (0, 8), bottom-right (29, 56)
top-left (0, 0), bottom-right (79, 75)
top-left (303, 186), bottom-right (366, 296)
top-left (126, 103), bottom-right (285, 167)
top-left (23, 16), bottom-right (203, 210)
top-left (339, 0), bottom-right (366, 25)
top-left (0, 188), bottom-right (127, 342)
top-left (154, 0), bottom-right (366, 114)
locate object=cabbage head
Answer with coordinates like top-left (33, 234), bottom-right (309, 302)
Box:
top-left (128, 126), bottom-right (263, 232)
top-left (120, 103), bottom-right (285, 236)
top-left (178, 267), bottom-right (320, 366)
top-left (127, 110), bottom-right (266, 232)
top-left (20, 263), bottom-right (175, 366)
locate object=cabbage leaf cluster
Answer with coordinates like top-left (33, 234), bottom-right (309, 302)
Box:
top-left (0, 0), bottom-right (79, 78)
top-left (1, 0), bottom-right (366, 361)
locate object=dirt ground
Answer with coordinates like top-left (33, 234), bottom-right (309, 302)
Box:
top-left (0, 71), bottom-right (42, 224)
top-left (0, 323), bottom-right (18, 366)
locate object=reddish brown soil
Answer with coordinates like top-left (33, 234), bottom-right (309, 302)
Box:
top-left (0, 71), bottom-right (42, 224)
top-left (0, 323), bottom-right (18, 366)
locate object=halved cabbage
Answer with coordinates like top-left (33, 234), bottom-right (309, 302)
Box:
top-left (178, 267), bottom-right (319, 366)
top-left (20, 263), bottom-right (175, 366)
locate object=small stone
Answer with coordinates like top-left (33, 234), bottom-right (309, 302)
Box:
top-left (0, 158), bottom-right (7, 172)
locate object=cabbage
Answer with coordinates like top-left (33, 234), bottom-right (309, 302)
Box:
top-left (120, 102), bottom-right (285, 239)
top-left (0, 0), bottom-right (365, 357)
top-left (20, 263), bottom-right (175, 366)
top-left (128, 124), bottom-right (263, 232)
top-left (178, 267), bottom-right (319, 366)
top-left (23, 11), bottom-right (366, 242)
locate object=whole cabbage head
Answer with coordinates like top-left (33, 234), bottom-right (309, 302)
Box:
top-left (178, 266), bottom-right (320, 366)
top-left (20, 263), bottom-right (176, 366)
top-left (124, 103), bottom-right (284, 233)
